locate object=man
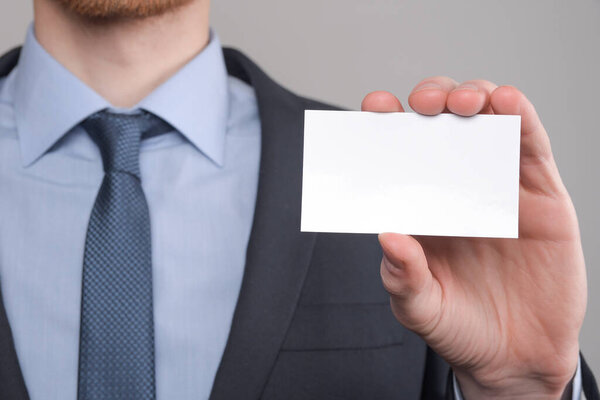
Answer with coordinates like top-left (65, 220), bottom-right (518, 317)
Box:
top-left (0, 0), bottom-right (596, 399)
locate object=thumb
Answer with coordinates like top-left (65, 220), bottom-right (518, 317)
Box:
top-left (379, 233), bottom-right (442, 336)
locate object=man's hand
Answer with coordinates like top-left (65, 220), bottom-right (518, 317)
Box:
top-left (362, 78), bottom-right (587, 399)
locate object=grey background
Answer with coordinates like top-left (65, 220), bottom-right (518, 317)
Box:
top-left (2, 0), bottom-right (599, 373)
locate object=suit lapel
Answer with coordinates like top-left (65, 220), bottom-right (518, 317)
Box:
top-left (0, 278), bottom-right (29, 400)
top-left (0, 47), bottom-right (30, 400)
top-left (209, 49), bottom-right (317, 400)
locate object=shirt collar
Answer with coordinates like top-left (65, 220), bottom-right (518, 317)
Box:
top-left (12, 25), bottom-right (229, 167)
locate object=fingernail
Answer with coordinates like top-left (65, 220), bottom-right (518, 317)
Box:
top-left (454, 83), bottom-right (479, 92)
top-left (414, 82), bottom-right (442, 92)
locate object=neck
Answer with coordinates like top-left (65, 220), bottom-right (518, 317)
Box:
top-left (33, 0), bottom-right (210, 108)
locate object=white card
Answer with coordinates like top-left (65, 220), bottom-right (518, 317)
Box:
top-left (301, 110), bottom-right (521, 238)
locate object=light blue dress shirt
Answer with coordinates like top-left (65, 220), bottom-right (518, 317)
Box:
top-left (0, 26), bottom-right (260, 400)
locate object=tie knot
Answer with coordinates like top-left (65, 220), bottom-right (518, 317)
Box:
top-left (83, 110), bottom-right (163, 178)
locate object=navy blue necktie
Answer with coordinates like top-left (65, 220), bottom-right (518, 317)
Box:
top-left (78, 110), bottom-right (167, 400)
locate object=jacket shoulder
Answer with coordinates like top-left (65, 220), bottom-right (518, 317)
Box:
top-left (0, 47), bottom-right (20, 78)
top-left (298, 95), bottom-right (344, 112)
top-left (223, 46), bottom-right (345, 113)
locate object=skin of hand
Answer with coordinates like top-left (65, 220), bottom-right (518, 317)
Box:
top-left (361, 78), bottom-right (586, 400)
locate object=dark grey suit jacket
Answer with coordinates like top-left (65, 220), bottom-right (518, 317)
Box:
top-left (0, 46), bottom-right (597, 400)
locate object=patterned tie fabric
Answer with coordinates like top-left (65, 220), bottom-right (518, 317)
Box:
top-left (78, 110), bottom-right (167, 400)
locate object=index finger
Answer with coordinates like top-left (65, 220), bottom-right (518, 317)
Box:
top-left (361, 91), bottom-right (405, 112)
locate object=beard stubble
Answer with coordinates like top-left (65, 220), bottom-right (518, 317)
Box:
top-left (54, 0), bottom-right (194, 19)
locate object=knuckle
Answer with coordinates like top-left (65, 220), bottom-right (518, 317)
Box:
top-left (469, 78), bottom-right (497, 88)
top-left (424, 75), bottom-right (453, 82)
top-left (494, 85), bottom-right (522, 99)
top-left (413, 76), bottom-right (457, 90)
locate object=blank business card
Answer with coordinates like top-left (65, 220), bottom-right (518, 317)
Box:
top-left (301, 110), bottom-right (521, 238)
